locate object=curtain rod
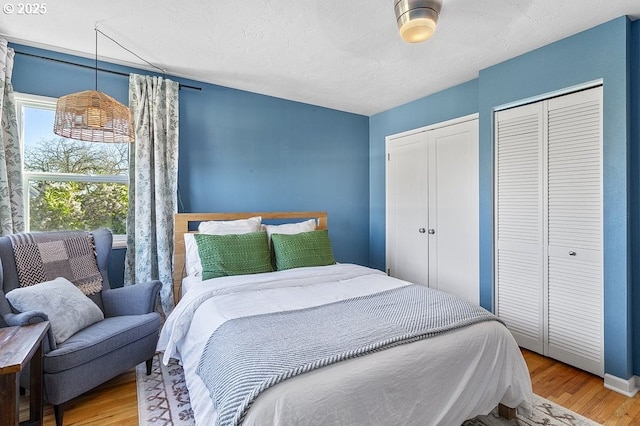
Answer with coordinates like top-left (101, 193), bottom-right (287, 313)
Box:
top-left (15, 50), bottom-right (202, 91)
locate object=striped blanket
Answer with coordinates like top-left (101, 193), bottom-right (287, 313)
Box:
top-left (8, 231), bottom-right (103, 295)
top-left (197, 284), bottom-right (502, 426)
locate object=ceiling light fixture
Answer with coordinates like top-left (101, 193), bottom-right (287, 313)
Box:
top-left (53, 28), bottom-right (133, 143)
top-left (394, 0), bottom-right (442, 43)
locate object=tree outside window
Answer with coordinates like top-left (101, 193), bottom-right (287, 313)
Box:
top-left (16, 93), bottom-right (129, 236)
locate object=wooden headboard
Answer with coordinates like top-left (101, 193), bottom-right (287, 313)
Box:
top-left (172, 211), bottom-right (328, 304)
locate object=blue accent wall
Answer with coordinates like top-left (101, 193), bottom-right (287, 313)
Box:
top-left (369, 16), bottom-right (636, 379)
top-left (11, 44), bottom-right (371, 267)
top-left (108, 248), bottom-right (126, 288)
top-left (631, 19), bottom-right (640, 377)
top-left (178, 82), bottom-right (370, 265)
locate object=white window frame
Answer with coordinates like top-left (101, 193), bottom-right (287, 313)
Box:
top-left (15, 92), bottom-right (128, 247)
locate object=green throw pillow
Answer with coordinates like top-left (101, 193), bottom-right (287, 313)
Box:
top-left (194, 231), bottom-right (273, 280)
top-left (271, 230), bottom-right (336, 271)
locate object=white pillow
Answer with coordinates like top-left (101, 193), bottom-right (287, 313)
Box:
top-left (183, 233), bottom-right (201, 277)
top-left (184, 216), bottom-right (262, 277)
top-left (262, 219), bottom-right (317, 241)
top-left (198, 216), bottom-right (262, 234)
top-left (6, 277), bottom-right (104, 344)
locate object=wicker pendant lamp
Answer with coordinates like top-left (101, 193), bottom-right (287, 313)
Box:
top-left (54, 29), bottom-right (134, 143)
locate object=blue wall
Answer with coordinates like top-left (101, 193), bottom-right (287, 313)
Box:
top-left (370, 17), bottom-right (636, 379)
top-left (10, 44), bottom-right (371, 267)
top-left (631, 19), bottom-right (640, 377)
top-left (178, 81), bottom-right (370, 266)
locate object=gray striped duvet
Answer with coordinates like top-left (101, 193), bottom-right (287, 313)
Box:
top-left (196, 284), bottom-right (501, 426)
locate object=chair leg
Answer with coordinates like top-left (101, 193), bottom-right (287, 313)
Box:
top-left (54, 404), bottom-right (64, 426)
top-left (146, 357), bottom-right (153, 375)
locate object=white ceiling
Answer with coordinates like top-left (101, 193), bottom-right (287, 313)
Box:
top-left (1, 0), bottom-right (639, 116)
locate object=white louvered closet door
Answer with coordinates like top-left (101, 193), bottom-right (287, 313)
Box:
top-left (495, 103), bottom-right (545, 354)
top-left (495, 86), bottom-right (603, 377)
top-left (546, 87), bottom-right (603, 376)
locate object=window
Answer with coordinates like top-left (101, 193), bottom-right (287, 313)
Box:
top-left (15, 93), bottom-right (129, 244)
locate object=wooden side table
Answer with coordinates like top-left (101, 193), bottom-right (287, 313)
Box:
top-left (0, 322), bottom-right (50, 426)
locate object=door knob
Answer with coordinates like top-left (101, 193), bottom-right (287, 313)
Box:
top-left (428, 229), bottom-right (435, 235)
top-left (418, 228), bottom-right (426, 233)
top-left (569, 251), bottom-right (576, 256)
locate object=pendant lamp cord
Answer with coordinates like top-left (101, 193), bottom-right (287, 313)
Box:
top-left (95, 28), bottom-right (98, 91)
top-left (94, 25), bottom-right (167, 77)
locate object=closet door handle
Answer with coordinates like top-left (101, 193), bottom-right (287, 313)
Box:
top-left (418, 228), bottom-right (426, 233)
top-left (569, 251), bottom-right (576, 256)
top-left (428, 229), bottom-right (435, 235)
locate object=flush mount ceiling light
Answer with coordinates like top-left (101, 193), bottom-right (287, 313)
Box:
top-left (53, 28), bottom-right (133, 143)
top-left (394, 0), bottom-right (442, 43)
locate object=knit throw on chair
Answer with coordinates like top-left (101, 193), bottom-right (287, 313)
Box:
top-left (8, 231), bottom-right (103, 295)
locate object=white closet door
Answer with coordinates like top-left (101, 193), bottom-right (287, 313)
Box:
top-left (428, 120), bottom-right (479, 304)
top-left (495, 103), bottom-right (545, 353)
top-left (546, 86), bottom-right (603, 376)
top-left (386, 132), bottom-right (429, 286)
top-left (386, 116), bottom-right (478, 298)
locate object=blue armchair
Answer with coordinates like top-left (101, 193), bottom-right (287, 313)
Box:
top-left (0, 229), bottom-right (161, 426)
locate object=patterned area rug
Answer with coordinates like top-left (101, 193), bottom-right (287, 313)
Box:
top-left (137, 354), bottom-right (194, 425)
top-left (136, 354), bottom-right (601, 425)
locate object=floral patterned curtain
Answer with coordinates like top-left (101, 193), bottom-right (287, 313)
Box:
top-left (125, 74), bottom-right (179, 314)
top-left (0, 39), bottom-right (23, 235)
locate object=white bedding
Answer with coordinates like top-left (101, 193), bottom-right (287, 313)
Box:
top-left (158, 263), bottom-right (532, 426)
top-left (181, 274), bottom-right (203, 297)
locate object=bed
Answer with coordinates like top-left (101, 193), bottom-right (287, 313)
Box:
top-left (158, 212), bottom-right (533, 426)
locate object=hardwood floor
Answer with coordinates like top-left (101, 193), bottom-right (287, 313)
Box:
top-left (23, 349), bottom-right (640, 425)
top-left (22, 370), bottom-right (138, 426)
top-left (523, 349), bottom-right (640, 425)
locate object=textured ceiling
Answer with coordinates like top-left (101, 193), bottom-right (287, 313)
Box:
top-left (1, 0), bottom-right (639, 115)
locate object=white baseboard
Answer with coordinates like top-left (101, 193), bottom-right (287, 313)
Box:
top-left (604, 373), bottom-right (639, 397)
